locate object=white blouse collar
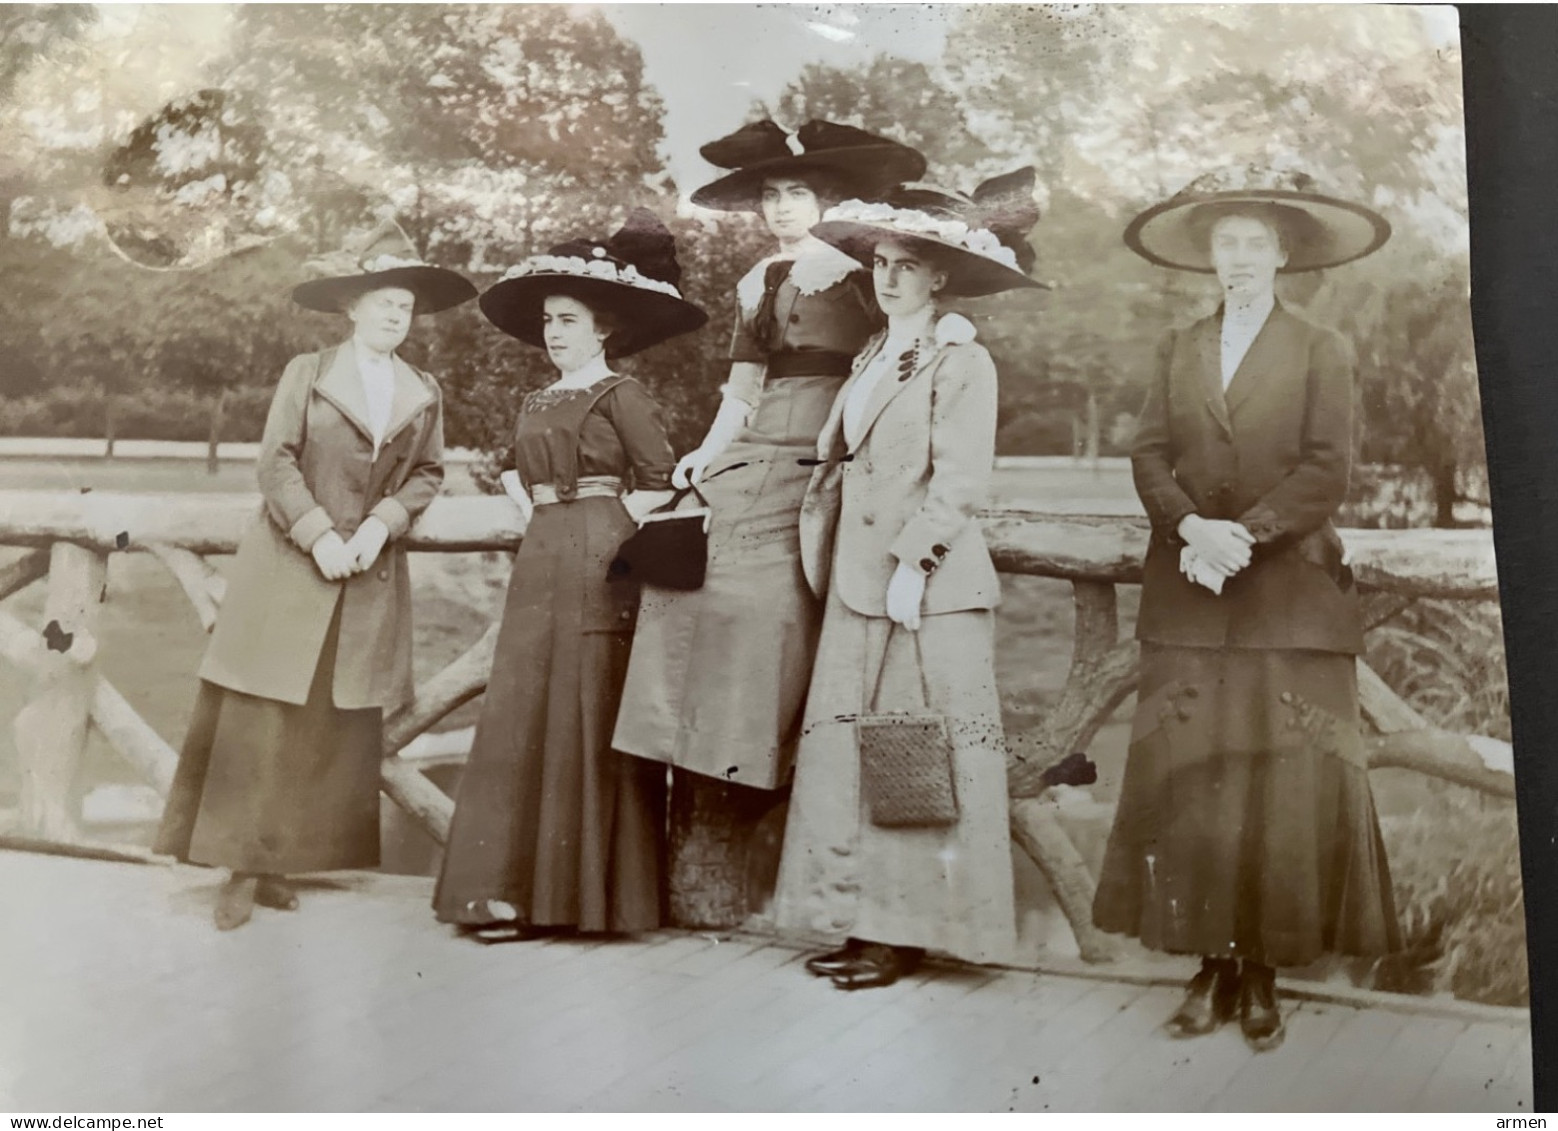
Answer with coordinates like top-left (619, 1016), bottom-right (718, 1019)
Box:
top-left (553, 351), bottom-right (615, 388)
top-left (736, 235), bottom-right (861, 314)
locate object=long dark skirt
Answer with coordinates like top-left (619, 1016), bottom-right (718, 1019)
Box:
top-left (154, 601), bottom-right (383, 874)
top-left (432, 497), bottom-right (667, 933)
top-left (1092, 644), bottom-right (1401, 968)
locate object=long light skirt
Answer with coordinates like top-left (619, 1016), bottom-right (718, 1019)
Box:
top-left (771, 592), bottom-right (1018, 964)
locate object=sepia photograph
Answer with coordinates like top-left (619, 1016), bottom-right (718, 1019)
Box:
top-left (0, 1), bottom-right (1535, 1114)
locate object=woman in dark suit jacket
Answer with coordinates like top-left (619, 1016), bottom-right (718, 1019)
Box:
top-left (1093, 168), bottom-right (1402, 1051)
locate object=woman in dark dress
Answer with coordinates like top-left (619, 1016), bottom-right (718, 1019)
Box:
top-left (432, 210), bottom-right (706, 940)
top-left (613, 120), bottom-right (924, 795)
top-left (155, 220), bottom-right (476, 931)
top-left (1092, 167), bottom-right (1401, 1050)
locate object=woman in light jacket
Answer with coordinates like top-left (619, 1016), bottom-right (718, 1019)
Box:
top-left (432, 210), bottom-right (706, 941)
top-left (612, 120), bottom-right (925, 798)
top-left (771, 173), bottom-right (1044, 988)
top-left (1092, 167), bottom-right (1401, 1051)
top-left (155, 220), bottom-right (475, 930)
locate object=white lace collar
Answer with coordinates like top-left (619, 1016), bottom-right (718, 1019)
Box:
top-left (736, 235), bottom-right (861, 314)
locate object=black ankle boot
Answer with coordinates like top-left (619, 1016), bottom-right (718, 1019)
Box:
top-left (805, 938), bottom-right (865, 977)
top-left (1239, 961), bottom-right (1286, 1051)
top-left (1166, 957), bottom-right (1240, 1038)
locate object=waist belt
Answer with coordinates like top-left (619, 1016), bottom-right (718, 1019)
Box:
top-left (530, 476), bottom-right (623, 506)
top-left (767, 350), bottom-right (853, 379)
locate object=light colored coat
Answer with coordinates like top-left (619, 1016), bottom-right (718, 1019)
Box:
top-left (199, 342), bottom-right (445, 709)
top-left (798, 317), bottom-right (1001, 617)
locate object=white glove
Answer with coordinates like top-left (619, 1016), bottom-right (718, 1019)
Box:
top-left (1340, 534), bottom-right (1353, 568)
top-left (1180, 546), bottom-right (1229, 595)
top-left (1177, 514), bottom-right (1254, 577)
top-left (345, 516), bottom-right (390, 573)
top-left (499, 469), bottom-right (533, 524)
top-left (623, 489), bottom-right (675, 524)
top-left (310, 530), bottom-right (356, 581)
top-left (885, 561), bottom-right (927, 631)
top-left (672, 448), bottom-right (714, 489)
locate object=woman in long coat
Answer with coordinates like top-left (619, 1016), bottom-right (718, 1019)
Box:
top-left (1092, 167), bottom-right (1402, 1050)
top-left (155, 220), bottom-right (476, 931)
top-left (771, 174), bottom-right (1044, 988)
top-left (611, 120), bottom-right (925, 793)
top-left (432, 210), bottom-right (706, 940)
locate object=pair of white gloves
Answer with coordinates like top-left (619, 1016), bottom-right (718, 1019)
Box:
top-left (310, 517), bottom-right (391, 582)
top-left (1177, 514), bottom-right (1351, 594)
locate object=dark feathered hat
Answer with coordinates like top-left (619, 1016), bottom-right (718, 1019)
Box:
top-left (691, 119), bottom-right (926, 213)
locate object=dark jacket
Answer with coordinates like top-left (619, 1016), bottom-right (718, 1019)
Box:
top-left (1132, 300), bottom-right (1363, 655)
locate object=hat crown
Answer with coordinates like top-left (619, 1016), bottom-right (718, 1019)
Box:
top-left (1173, 164), bottom-right (1322, 200)
top-left (544, 207), bottom-right (682, 289)
top-left (698, 118), bottom-right (909, 171)
top-left (352, 220), bottom-right (425, 272)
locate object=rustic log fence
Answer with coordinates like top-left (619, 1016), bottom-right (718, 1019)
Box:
top-left (0, 489), bottom-right (1510, 962)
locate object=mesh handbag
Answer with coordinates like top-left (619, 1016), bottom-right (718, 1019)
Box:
top-left (857, 626), bottom-right (960, 829)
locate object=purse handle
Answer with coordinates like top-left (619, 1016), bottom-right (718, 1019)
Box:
top-left (648, 484), bottom-right (709, 516)
top-left (866, 622), bottom-right (934, 715)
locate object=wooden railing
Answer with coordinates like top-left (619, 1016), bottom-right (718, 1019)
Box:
top-left (0, 489), bottom-right (1511, 961)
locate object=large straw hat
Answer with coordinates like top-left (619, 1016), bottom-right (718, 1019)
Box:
top-left (1123, 165), bottom-right (1391, 273)
top-left (811, 167), bottom-right (1047, 298)
top-left (691, 119), bottom-right (926, 213)
top-left (291, 219), bottom-right (477, 314)
top-left (479, 208), bottom-right (708, 358)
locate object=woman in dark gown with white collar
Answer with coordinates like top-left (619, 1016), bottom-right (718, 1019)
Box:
top-left (1092, 168), bottom-right (1402, 1051)
top-left (432, 210), bottom-right (706, 939)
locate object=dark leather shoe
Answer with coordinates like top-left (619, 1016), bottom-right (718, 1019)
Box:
top-left (1239, 964), bottom-right (1286, 1051)
top-left (805, 939), bottom-right (865, 977)
top-left (830, 944), bottom-right (924, 991)
top-left (1165, 958), bottom-right (1240, 1038)
top-left (254, 876), bottom-right (299, 912)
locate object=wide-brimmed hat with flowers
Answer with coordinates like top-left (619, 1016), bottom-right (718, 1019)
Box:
top-left (291, 219), bottom-right (477, 314)
top-left (1123, 165), bottom-right (1391, 273)
top-left (479, 208), bottom-right (708, 358)
top-left (691, 119), bottom-right (927, 213)
top-left (811, 167), bottom-right (1047, 298)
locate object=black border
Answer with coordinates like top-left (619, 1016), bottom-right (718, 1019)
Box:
top-left (1461, 5), bottom-right (1555, 1110)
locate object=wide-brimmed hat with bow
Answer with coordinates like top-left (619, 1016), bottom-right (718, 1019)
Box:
top-left (291, 219), bottom-right (477, 314)
top-left (811, 167), bottom-right (1047, 298)
top-left (691, 119), bottom-right (927, 213)
top-left (1123, 165), bottom-right (1391, 273)
top-left (479, 208), bottom-right (708, 358)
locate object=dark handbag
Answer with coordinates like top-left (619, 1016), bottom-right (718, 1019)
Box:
top-left (857, 627), bottom-right (960, 829)
top-left (608, 486), bottom-right (711, 590)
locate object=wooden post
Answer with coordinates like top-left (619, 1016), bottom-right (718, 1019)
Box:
top-left (12, 542), bottom-right (106, 842)
top-left (207, 390), bottom-right (226, 476)
top-left (667, 773), bottom-right (787, 930)
top-left (104, 395), bottom-right (117, 460)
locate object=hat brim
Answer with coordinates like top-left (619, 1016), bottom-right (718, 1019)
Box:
top-left (691, 146), bottom-right (927, 213)
top-left (1123, 190), bottom-right (1390, 273)
top-left (291, 265), bottom-right (477, 314)
top-left (811, 221), bottom-right (1046, 298)
top-left (478, 274), bottom-right (708, 358)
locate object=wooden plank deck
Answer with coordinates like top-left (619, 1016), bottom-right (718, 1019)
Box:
top-left (0, 851), bottom-right (1534, 1113)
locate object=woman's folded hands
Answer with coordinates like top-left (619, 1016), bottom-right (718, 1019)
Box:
top-left (309, 516), bottom-right (390, 581)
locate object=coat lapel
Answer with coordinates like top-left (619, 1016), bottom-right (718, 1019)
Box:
top-left (850, 333), bottom-right (942, 451)
top-left (1190, 316), bottom-right (1233, 437)
top-left (1224, 302), bottom-right (1294, 418)
top-left (382, 355), bottom-right (435, 449)
top-left (817, 332), bottom-right (883, 458)
top-left (314, 343), bottom-right (375, 446)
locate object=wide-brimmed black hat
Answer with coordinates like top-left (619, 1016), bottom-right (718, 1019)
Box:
top-left (811, 167), bottom-right (1047, 298)
top-left (479, 208), bottom-right (708, 358)
top-left (1123, 165), bottom-right (1391, 273)
top-left (690, 119), bottom-right (927, 213)
top-left (291, 219), bottom-right (477, 314)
